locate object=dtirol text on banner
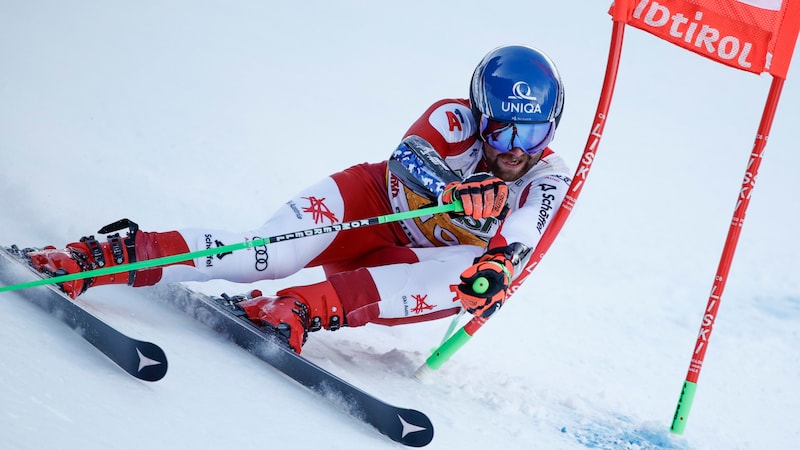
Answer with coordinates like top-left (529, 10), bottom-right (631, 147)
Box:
top-left (609, 0), bottom-right (800, 78)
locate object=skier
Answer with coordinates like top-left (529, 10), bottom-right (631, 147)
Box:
top-left (27, 45), bottom-right (572, 354)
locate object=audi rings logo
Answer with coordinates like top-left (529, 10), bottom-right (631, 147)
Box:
top-left (509, 81), bottom-right (537, 101)
top-left (252, 236), bottom-right (269, 271)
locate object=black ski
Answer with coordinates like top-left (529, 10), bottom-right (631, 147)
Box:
top-left (0, 246), bottom-right (168, 382)
top-left (150, 283), bottom-right (434, 447)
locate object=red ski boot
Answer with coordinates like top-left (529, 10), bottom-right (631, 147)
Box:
top-left (238, 280), bottom-right (344, 354)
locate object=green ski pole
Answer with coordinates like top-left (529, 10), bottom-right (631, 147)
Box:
top-left (0, 202), bottom-right (462, 294)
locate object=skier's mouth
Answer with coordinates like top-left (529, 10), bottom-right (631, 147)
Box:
top-left (500, 155), bottom-right (523, 167)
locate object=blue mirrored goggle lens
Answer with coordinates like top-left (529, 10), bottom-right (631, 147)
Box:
top-left (480, 116), bottom-right (554, 155)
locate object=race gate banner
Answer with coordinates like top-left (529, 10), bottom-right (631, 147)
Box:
top-left (609, 0), bottom-right (800, 78)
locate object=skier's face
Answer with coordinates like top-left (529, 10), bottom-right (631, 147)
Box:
top-left (481, 142), bottom-right (540, 181)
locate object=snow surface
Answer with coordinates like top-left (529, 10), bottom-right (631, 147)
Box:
top-left (1, 2), bottom-right (799, 449)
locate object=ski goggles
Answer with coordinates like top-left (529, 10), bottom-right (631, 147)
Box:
top-left (479, 115), bottom-right (555, 155)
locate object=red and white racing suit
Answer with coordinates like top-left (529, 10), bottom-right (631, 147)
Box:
top-left (165, 99), bottom-right (572, 326)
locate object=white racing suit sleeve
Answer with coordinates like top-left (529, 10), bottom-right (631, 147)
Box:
top-left (500, 173), bottom-right (570, 256)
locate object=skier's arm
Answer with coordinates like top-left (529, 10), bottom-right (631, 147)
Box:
top-left (390, 135), bottom-right (508, 220)
top-left (455, 171), bottom-right (571, 317)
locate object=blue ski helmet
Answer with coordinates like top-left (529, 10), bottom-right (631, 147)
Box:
top-left (470, 45), bottom-right (565, 128)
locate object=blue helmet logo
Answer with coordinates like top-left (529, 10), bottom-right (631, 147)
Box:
top-left (470, 45), bottom-right (565, 125)
top-left (510, 81), bottom-right (539, 101)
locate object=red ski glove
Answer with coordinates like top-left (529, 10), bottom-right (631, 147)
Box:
top-left (441, 173), bottom-right (509, 220)
top-left (456, 252), bottom-right (514, 318)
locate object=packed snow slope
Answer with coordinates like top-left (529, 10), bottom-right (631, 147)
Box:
top-left (1, 2), bottom-right (798, 449)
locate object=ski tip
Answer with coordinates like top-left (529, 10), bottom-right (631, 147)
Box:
top-left (393, 408), bottom-right (434, 447)
top-left (132, 342), bottom-right (169, 382)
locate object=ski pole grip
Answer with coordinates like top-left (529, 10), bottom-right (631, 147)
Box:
top-left (450, 197), bottom-right (464, 214)
top-left (471, 276), bottom-right (489, 294)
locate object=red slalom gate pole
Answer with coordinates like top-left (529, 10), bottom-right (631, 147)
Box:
top-left (416, 19), bottom-right (628, 376)
top-left (670, 76), bottom-right (786, 434)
